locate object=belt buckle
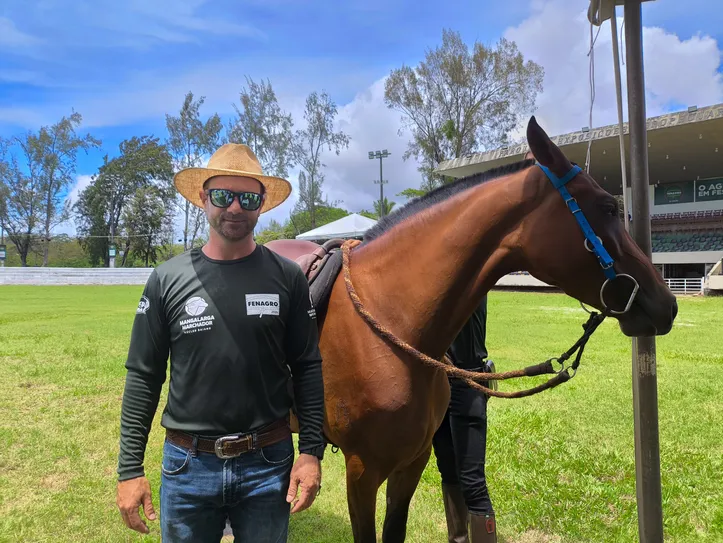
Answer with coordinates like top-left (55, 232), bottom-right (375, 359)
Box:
top-left (214, 434), bottom-right (253, 459)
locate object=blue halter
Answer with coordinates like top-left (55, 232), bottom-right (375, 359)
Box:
top-left (536, 162), bottom-right (638, 315)
top-left (536, 163), bottom-right (616, 280)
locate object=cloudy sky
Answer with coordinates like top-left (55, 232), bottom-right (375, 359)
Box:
top-left (1, 0), bottom-right (721, 236)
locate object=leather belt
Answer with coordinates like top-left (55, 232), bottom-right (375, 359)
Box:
top-left (166, 419), bottom-right (291, 459)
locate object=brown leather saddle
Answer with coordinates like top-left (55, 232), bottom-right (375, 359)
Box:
top-left (264, 238), bottom-right (347, 314)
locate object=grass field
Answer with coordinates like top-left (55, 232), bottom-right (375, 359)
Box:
top-left (0, 286), bottom-right (721, 543)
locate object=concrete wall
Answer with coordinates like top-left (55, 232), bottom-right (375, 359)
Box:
top-left (494, 273), bottom-right (554, 288)
top-left (708, 275), bottom-right (723, 291)
top-left (4, 267), bottom-right (721, 294)
top-left (0, 267), bottom-right (153, 285)
top-left (0, 267), bottom-right (556, 289)
top-left (652, 251), bottom-right (723, 265)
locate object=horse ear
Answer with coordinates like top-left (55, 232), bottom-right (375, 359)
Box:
top-left (526, 116), bottom-right (573, 175)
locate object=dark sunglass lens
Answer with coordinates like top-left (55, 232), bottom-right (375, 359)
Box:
top-left (210, 189), bottom-right (234, 207)
top-left (240, 192), bottom-right (262, 210)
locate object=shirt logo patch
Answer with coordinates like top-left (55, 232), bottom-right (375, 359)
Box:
top-left (180, 296), bottom-right (214, 334)
top-left (184, 296), bottom-right (208, 316)
top-left (136, 296), bottom-right (150, 314)
top-left (307, 291), bottom-right (316, 319)
top-left (246, 294), bottom-right (280, 317)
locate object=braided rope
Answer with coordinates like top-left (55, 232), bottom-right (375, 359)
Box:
top-left (340, 240), bottom-right (572, 399)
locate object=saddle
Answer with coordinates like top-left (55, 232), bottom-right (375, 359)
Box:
top-left (264, 238), bottom-right (347, 317)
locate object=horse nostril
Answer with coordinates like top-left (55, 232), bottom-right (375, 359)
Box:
top-left (671, 300), bottom-right (679, 321)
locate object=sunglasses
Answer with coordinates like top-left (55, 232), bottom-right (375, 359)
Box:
top-left (206, 189), bottom-right (263, 211)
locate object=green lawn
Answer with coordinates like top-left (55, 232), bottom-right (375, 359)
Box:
top-left (0, 286), bottom-right (721, 543)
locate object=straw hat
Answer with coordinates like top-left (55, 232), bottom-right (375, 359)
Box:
top-left (173, 143), bottom-right (292, 213)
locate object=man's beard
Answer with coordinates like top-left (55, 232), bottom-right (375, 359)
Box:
top-left (209, 212), bottom-right (257, 242)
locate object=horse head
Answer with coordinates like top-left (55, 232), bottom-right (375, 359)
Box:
top-left (519, 116), bottom-right (677, 337)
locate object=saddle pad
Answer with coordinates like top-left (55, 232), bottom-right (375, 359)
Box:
top-left (308, 248), bottom-right (343, 314)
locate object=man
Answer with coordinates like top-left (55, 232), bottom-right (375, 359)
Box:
top-left (115, 143), bottom-right (326, 542)
top-left (432, 295), bottom-right (497, 543)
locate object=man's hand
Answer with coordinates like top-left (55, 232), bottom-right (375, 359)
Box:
top-left (286, 453), bottom-right (321, 514)
top-left (117, 476), bottom-right (156, 534)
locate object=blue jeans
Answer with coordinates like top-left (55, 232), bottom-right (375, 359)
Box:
top-left (159, 433), bottom-right (294, 542)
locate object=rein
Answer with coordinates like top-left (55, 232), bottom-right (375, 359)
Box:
top-left (341, 162), bottom-right (638, 399)
top-left (341, 240), bottom-right (605, 399)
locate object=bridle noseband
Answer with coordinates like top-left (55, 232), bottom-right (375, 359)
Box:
top-left (536, 163), bottom-right (639, 315)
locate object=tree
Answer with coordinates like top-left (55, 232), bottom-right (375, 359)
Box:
top-left (253, 205), bottom-right (350, 244)
top-left (74, 136), bottom-right (174, 266)
top-left (385, 29), bottom-right (544, 189)
top-left (25, 112), bottom-right (101, 266)
top-left (121, 185), bottom-right (175, 267)
top-left (254, 218), bottom-right (287, 245)
top-left (358, 198), bottom-right (396, 221)
top-left (293, 91), bottom-right (350, 229)
top-left (226, 77), bottom-right (296, 178)
top-left (0, 136), bottom-right (44, 266)
top-left (166, 91), bottom-right (222, 250)
top-left (374, 197), bottom-right (396, 218)
top-left (290, 205), bottom-right (349, 235)
top-left (358, 210), bottom-right (378, 221)
top-left (397, 188), bottom-right (427, 200)
top-left (294, 170), bottom-right (327, 230)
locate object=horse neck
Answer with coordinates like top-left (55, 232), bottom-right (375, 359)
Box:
top-left (351, 170), bottom-right (539, 360)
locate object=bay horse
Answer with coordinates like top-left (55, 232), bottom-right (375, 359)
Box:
top-left (267, 116), bottom-right (677, 542)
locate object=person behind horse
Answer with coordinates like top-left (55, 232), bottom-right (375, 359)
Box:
top-left (115, 144), bottom-right (326, 542)
top-left (432, 295), bottom-right (497, 543)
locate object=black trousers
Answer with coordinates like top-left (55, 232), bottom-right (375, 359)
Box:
top-left (432, 365), bottom-right (493, 515)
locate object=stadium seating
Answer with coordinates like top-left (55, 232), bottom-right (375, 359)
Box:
top-left (651, 210), bottom-right (723, 222)
top-left (651, 230), bottom-right (723, 252)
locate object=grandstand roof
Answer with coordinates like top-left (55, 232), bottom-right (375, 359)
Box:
top-left (436, 102), bottom-right (723, 196)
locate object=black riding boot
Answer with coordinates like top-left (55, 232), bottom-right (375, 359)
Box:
top-left (468, 511), bottom-right (497, 543)
top-left (442, 482), bottom-right (469, 543)
top-left (449, 363), bottom-right (496, 542)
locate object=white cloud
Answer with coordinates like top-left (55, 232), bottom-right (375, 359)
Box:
top-left (316, 78), bottom-right (423, 212)
top-left (66, 174), bottom-right (94, 206)
top-left (642, 27), bottom-right (723, 109)
top-left (0, 69), bottom-right (44, 84)
top-left (503, 0), bottom-right (723, 138)
top-left (0, 17), bottom-right (41, 48)
top-left (0, 107), bottom-right (48, 128)
top-left (255, 77), bottom-right (423, 232)
top-left (53, 174), bottom-right (93, 236)
top-left (0, 55), bottom-right (380, 131)
top-left (1, 1), bottom-right (263, 56)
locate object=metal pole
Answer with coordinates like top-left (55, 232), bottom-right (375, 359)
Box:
top-left (379, 155), bottom-right (385, 218)
top-left (624, 2), bottom-right (663, 542)
top-left (610, 6), bottom-right (630, 232)
top-left (370, 150), bottom-right (390, 218)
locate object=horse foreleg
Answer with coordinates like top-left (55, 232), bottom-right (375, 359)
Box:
top-left (381, 447), bottom-right (432, 543)
top-left (345, 453), bottom-right (383, 543)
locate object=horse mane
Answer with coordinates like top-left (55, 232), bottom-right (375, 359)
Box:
top-left (362, 158), bottom-right (536, 244)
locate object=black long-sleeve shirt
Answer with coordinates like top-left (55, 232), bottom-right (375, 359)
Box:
top-left (448, 295), bottom-right (488, 369)
top-left (117, 245), bottom-right (325, 482)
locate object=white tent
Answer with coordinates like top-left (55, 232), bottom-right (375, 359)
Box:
top-left (295, 213), bottom-right (377, 241)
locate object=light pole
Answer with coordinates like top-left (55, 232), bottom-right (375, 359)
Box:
top-left (0, 220), bottom-right (5, 267)
top-left (368, 149), bottom-right (390, 218)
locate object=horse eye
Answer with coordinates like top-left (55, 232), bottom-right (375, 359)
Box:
top-left (602, 202), bottom-right (618, 217)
